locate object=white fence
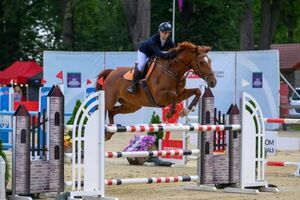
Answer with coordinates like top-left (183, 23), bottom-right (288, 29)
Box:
top-left (0, 156), bottom-right (5, 200)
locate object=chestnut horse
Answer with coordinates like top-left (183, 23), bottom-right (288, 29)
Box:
top-left (96, 42), bottom-right (217, 140)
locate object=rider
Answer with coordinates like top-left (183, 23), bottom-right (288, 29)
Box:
top-left (127, 22), bottom-right (176, 94)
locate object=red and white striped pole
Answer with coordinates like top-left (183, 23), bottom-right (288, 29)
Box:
top-left (105, 175), bottom-right (199, 186)
top-left (266, 161), bottom-right (300, 177)
top-left (105, 149), bottom-right (200, 158)
top-left (264, 118), bottom-right (300, 124)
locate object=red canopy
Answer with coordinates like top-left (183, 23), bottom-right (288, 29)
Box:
top-left (0, 61), bottom-right (43, 84)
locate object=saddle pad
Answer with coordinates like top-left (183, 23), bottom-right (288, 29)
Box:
top-left (123, 60), bottom-right (156, 81)
top-left (123, 69), bottom-right (134, 80)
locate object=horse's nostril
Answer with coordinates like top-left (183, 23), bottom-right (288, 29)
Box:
top-left (210, 80), bottom-right (216, 87)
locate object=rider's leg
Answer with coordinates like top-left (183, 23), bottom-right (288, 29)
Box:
top-left (127, 51), bottom-right (147, 94)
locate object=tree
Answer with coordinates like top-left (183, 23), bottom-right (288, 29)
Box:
top-left (258, 0), bottom-right (283, 49)
top-left (120, 0), bottom-right (151, 50)
top-left (273, 0), bottom-right (300, 43)
top-left (240, 0), bottom-right (254, 50)
top-left (62, 0), bottom-right (73, 48)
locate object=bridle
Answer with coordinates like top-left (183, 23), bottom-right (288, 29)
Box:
top-left (155, 47), bottom-right (214, 82)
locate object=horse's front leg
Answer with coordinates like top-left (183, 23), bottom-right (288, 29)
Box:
top-left (160, 90), bottom-right (177, 119)
top-left (176, 88), bottom-right (201, 117)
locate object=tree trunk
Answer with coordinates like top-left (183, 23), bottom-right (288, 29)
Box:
top-left (62, 0), bottom-right (73, 48)
top-left (259, 0), bottom-right (282, 50)
top-left (239, 0), bottom-right (254, 50)
top-left (120, 0), bottom-right (151, 50)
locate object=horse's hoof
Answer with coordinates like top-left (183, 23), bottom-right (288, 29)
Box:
top-left (105, 132), bottom-right (114, 141)
top-left (179, 111), bottom-right (185, 117)
top-left (179, 108), bottom-right (190, 117)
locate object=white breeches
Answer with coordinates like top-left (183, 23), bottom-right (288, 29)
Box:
top-left (137, 50), bottom-right (148, 71)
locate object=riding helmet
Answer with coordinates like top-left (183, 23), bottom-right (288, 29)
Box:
top-left (158, 22), bottom-right (172, 32)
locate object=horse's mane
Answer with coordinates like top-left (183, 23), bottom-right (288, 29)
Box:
top-left (172, 42), bottom-right (196, 53)
top-left (172, 42), bottom-right (211, 54)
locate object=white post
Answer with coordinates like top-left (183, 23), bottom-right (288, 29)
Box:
top-left (172, 0), bottom-right (176, 42)
top-left (295, 163), bottom-right (300, 177)
top-left (99, 91), bottom-right (105, 196)
top-left (70, 91), bottom-right (117, 199)
top-left (0, 156), bottom-right (5, 200)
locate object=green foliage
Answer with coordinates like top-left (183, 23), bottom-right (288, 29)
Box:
top-left (151, 0), bottom-right (245, 50)
top-left (0, 141), bottom-right (9, 184)
top-left (66, 99), bottom-right (88, 141)
top-left (0, 0), bottom-right (63, 69)
top-left (147, 112), bottom-right (164, 146)
top-left (273, 0), bottom-right (300, 43)
top-left (70, 0), bottom-right (132, 51)
top-left (67, 99), bottom-right (83, 125)
top-left (1, 0), bottom-right (300, 70)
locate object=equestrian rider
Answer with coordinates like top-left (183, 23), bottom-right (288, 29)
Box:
top-left (127, 22), bottom-right (176, 94)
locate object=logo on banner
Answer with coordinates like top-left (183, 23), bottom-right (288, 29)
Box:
top-left (253, 72), bottom-right (263, 88)
top-left (67, 72), bottom-right (81, 88)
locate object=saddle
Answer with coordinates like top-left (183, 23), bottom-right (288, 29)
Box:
top-left (123, 58), bottom-right (156, 81)
top-left (123, 58), bottom-right (163, 107)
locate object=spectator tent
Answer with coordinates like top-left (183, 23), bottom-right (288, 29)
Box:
top-left (0, 61), bottom-right (43, 85)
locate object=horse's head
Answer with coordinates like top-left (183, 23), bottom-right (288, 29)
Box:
top-left (191, 46), bottom-right (216, 88)
top-left (174, 42), bottom-right (217, 88)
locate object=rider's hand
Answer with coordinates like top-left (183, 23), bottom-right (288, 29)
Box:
top-left (167, 51), bottom-right (176, 59)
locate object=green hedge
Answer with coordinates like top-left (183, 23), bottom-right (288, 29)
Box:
top-left (0, 141), bottom-right (9, 184)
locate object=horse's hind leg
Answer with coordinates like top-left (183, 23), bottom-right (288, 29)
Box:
top-left (105, 102), bottom-right (141, 141)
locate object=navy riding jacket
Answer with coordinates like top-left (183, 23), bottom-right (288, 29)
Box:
top-left (138, 33), bottom-right (175, 58)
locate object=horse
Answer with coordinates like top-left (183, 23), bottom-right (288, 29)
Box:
top-left (96, 42), bottom-right (217, 140)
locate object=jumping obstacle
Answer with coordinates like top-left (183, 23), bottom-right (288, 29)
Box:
top-left (68, 89), bottom-right (279, 199)
top-left (0, 86), bottom-right (71, 150)
top-left (266, 161), bottom-right (300, 176)
top-left (7, 85), bottom-right (64, 200)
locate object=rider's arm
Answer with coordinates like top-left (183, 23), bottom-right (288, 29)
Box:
top-left (151, 37), bottom-right (172, 58)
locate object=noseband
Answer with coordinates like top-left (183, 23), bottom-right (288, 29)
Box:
top-left (193, 51), bottom-right (214, 81)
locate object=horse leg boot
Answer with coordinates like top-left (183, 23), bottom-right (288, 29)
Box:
top-left (127, 68), bottom-right (141, 94)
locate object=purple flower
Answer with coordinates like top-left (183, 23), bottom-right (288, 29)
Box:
top-left (124, 135), bottom-right (156, 152)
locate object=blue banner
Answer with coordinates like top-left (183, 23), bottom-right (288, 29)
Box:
top-left (0, 87), bottom-right (12, 147)
top-left (39, 87), bottom-right (52, 112)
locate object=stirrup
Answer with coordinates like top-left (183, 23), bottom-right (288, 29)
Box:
top-left (127, 85), bottom-right (135, 94)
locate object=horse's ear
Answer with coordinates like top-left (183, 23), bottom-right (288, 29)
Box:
top-left (204, 46), bottom-right (212, 53)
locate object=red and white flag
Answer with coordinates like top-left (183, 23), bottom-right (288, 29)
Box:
top-left (97, 77), bottom-right (104, 86)
top-left (86, 79), bottom-right (92, 85)
top-left (56, 70), bottom-right (63, 80)
top-left (41, 79), bottom-right (47, 85)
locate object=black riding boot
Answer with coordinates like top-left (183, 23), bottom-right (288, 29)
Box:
top-left (127, 69), bottom-right (141, 94)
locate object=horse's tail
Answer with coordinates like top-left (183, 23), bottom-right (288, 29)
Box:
top-left (96, 69), bottom-right (114, 91)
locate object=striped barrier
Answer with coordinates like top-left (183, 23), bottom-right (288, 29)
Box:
top-left (266, 161), bottom-right (300, 176)
top-left (266, 161), bottom-right (299, 167)
top-left (105, 149), bottom-right (200, 158)
top-left (264, 118), bottom-right (300, 124)
top-left (65, 149), bottom-right (199, 159)
top-left (65, 175), bottom-right (199, 187)
top-left (187, 116), bottom-right (300, 125)
top-left (105, 175), bottom-right (199, 186)
top-left (105, 124), bottom-right (241, 133)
